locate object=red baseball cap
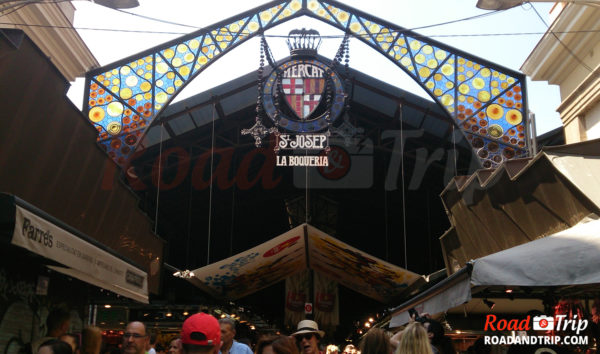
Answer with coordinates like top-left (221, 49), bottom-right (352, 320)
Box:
top-left (181, 313), bottom-right (221, 346)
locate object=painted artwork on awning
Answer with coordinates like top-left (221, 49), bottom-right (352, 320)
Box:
top-left (192, 225), bottom-right (307, 299)
top-left (191, 224), bottom-right (419, 302)
top-left (306, 225), bottom-right (420, 303)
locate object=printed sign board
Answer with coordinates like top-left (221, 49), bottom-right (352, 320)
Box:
top-left (10, 203), bottom-right (148, 303)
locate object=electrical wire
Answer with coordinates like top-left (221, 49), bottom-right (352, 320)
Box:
top-left (0, 21), bottom-right (186, 34)
top-left (206, 100), bottom-right (216, 266)
top-left (305, 141), bottom-right (309, 225)
top-left (384, 188), bottom-right (389, 261)
top-left (399, 103), bottom-right (408, 270)
top-left (4, 0), bottom-right (600, 45)
top-left (2, 0), bottom-right (502, 32)
top-left (0, 0), bottom-right (561, 40)
top-left (108, 6), bottom-right (504, 34)
top-left (409, 9), bottom-right (502, 31)
top-left (108, 5), bottom-right (504, 33)
top-left (2, 20), bottom-right (599, 38)
top-left (112, 7), bottom-right (199, 29)
top-left (452, 125), bottom-right (457, 176)
top-left (529, 3), bottom-right (595, 73)
top-left (0, 3), bottom-right (27, 17)
top-left (154, 122), bottom-right (164, 235)
top-left (185, 145), bottom-right (193, 268)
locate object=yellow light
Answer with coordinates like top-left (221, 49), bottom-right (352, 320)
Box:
top-left (368, 318), bottom-right (374, 323)
top-left (104, 304), bottom-right (112, 308)
top-left (183, 311), bottom-right (189, 316)
top-left (365, 322), bottom-right (371, 328)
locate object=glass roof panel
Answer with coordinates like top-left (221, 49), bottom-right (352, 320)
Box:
top-left (400, 106), bottom-right (425, 128)
top-left (422, 116), bottom-right (449, 138)
top-left (168, 115), bottom-right (196, 136)
top-left (141, 124), bottom-right (170, 147)
top-left (352, 85), bottom-right (396, 117)
top-left (189, 105), bottom-right (214, 127)
top-left (221, 87), bottom-right (258, 116)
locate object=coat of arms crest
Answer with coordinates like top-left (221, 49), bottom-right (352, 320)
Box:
top-left (281, 65), bottom-right (326, 120)
top-left (242, 29), bottom-right (350, 153)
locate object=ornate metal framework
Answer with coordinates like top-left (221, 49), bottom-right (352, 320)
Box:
top-left (84, 0), bottom-right (529, 168)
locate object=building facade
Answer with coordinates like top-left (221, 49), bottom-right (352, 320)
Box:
top-left (521, 3), bottom-right (600, 143)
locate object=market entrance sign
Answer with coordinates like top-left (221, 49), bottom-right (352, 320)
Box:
top-left (84, 0), bottom-right (531, 170)
top-left (242, 29), bottom-right (347, 167)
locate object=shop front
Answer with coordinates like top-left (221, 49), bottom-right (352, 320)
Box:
top-left (0, 193), bottom-right (148, 354)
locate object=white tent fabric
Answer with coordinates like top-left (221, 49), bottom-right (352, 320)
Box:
top-left (389, 273), bottom-right (471, 327)
top-left (544, 151), bottom-right (600, 210)
top-left (471, 215), bottom-right (600, 286)
top-left (390, 215), bottom-right (600, 327)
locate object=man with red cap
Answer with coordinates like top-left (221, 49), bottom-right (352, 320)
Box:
top-left (180, 313), bottom-right (222, 354)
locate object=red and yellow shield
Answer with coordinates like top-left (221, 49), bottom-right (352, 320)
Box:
top-left (281, 63), bottom-right (325, 119)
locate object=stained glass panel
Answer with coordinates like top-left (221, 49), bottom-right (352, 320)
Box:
top-left (308, 0), bottom-right (530, 168)
top-left (85, 0), bottom-right (529, 168)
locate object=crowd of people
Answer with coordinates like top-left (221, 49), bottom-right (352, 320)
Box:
top-left (30, 308), bottom-right (455, 354)
top-left (28, 308), bottom-right (104, 354)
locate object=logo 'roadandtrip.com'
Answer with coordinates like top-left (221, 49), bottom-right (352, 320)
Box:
top-left (484, 314), bottom-right (588, 334)
top-left (483, 314), bottom-right (589, 346)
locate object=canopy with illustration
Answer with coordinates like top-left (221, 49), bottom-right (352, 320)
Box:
top-left (189, 223), bottom-right (420, 303)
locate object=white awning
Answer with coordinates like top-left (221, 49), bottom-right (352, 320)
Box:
top-left (389, 267), bottom-right (471, 327)
top-left (4, 194), bottom-right (149, 303)
top-left (471, 215), bottom-right (600, 286)
top-left (390, 215), bottom-right (600, 327)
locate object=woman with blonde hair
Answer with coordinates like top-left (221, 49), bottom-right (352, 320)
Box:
top-left (81, 326), bottom-right (103, 354)
top-left (395, 322), bottom-right (433, 354)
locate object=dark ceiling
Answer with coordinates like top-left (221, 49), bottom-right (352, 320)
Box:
top-left (121, 59), bottom-right (477, 339)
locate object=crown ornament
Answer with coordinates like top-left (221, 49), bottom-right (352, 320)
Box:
top-left (287, 28), bottom-right (322, 58)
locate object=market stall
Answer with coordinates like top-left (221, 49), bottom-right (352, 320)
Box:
top-left (0, 193), bottom-right (149, 303)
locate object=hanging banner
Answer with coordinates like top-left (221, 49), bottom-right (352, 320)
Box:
top-left (190, 223), bottom-right (420, 304)
top-left (314, 272), bottom-right (339, 327)
top-left (192, 225), bottom-right (306, 299)
top-left (285, 269), bottom-right (310, 327)
top-left (307, 225), bottom-right (419, 303)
